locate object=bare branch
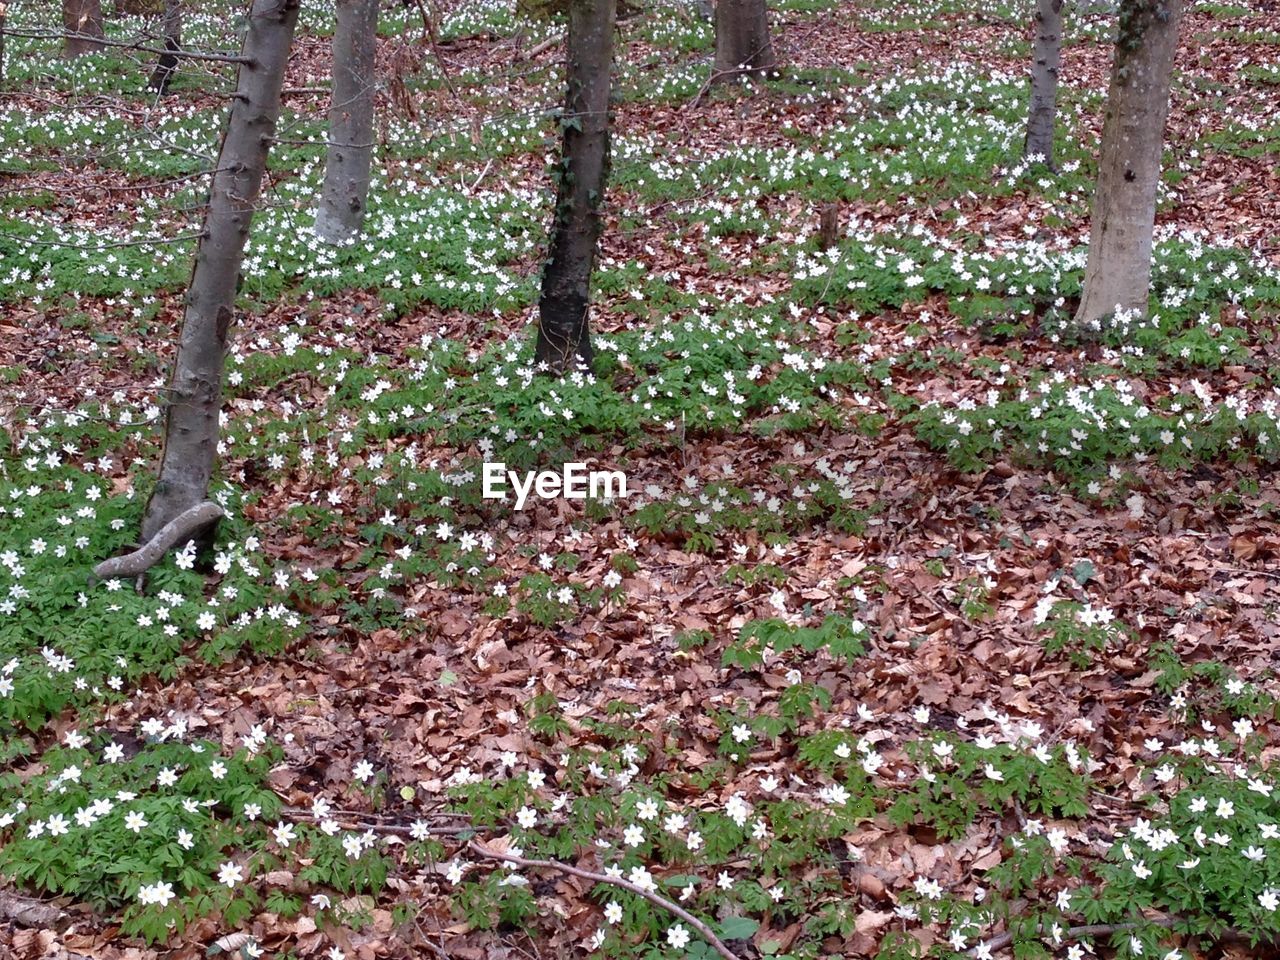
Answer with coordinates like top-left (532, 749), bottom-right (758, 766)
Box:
top-left (3, 27), bottom-right (251, 64)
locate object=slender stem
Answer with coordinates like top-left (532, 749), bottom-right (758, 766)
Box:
top-left (467, 841), bottom-right (742, 960)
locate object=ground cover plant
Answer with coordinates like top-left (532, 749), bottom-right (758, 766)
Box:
top-left (2, 0), bottom-right (1280, 958)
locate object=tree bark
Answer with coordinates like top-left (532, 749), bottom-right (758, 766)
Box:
top-left (534, 0), bottom-right (615, 374)
top-left (148, 0), bottom-right (183, 94)
top-left (713, 0), bottom-right (775, 82)
top-left (1023, 0), bottom-right (1063, 166)
top-left (314, 0), bottom-right (378, 244)
top-left (63, 0), bottom-right (106, 56)
top-left (140, 0), bottom-right (299, 546)
top-left (1074, 0), bottom-right (1183, 330)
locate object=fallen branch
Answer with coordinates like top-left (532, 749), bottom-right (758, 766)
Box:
top-left (469, 157), bottom-right (494, 191)
top-left (467, 841), bottom-right (742, 960)
top-left (521, 32), bottom-right (563, 60)
top-left (91, 501), bottom-right (223, 581)
top-left (684, 67), bottom-right (751, 110)
top-left (282, 806), bottom-right (472, 837)
top-left (0, 890), bottom-right (66, 928)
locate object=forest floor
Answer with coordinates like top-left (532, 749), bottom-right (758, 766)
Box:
top-left (2, 1), bottom-right (1280, 959)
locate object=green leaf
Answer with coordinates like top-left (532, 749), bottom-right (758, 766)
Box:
top-left (1072, 559), bottom-right (1095, 587)
top-left (718, 916), bottom-right (760, 939)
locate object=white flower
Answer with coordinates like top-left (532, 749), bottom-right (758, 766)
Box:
top-left (603, 901), bottom-right (622, 924)
top-left (273, 822), bottom-right (297, 847)
top-left (627, 865), bottom-right (655, 892)
top-left (623, 824), bottom-right (645, 847)
top-left (913, 877), bottom-right (943, 900)
top-left (352, 760), bottom-right (375, 782)
top-left (124, 811), bottom-right (148, 833)
top-left (217, 861), bottom-right (244, 888)
top-left (145, 881), bottom-right (175, 907)
top-left (342, 833), bottom-right (363, 859)
top-left (820, 784), bottom-right (850, 806)
top-left (516, 806), bottom-right (538, 829)
top-left (666, 924), bottom-right (691, 950)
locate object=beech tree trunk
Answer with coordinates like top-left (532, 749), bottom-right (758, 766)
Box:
top-left (314, 0), bottom-right (378, 244)
top-left (63, 0), bottom-right (106, 56)
top-left (534, 0), bottom-right (615, 374)
top-left (148, 0), bottom-right (183, 94)
top-left (1074, 0), bottom-right (1183, 330)
top-left (713, 0), bottom-right (775, 82)
top-left (141, 0), bottom-right (299, 545)
top-left (1023, 0), bottom-right (1063, 165)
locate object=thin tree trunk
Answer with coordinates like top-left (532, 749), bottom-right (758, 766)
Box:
top-left (63, 0), bottom-right (106, 56)
top-left (314, 0), bottom-right (378, 244)
top-left (1074, 0), bottom-right (1183, 330)
top-left (713, 0), bottom-right (775, 82)
top-left (1023, 0), bottom-right (1063, 166)
top-left (534, 0), bottom-right (615, 374)
top-left (148, 0), bottom-right (183, 94)
top-left (140, 0), bottom-right (299, 546)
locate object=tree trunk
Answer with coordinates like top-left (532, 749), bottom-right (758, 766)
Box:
top-left (314, 0), bottom-right (378, 244)
top-left (63, 0), bottom-right (106, 56)
top-left (141, 0), bottom-right (299, 546)
top-left (713, 0), bottom-right (775, 82)
top-left (534, 0), bottom-right (615, 374)
top-left (1023, 0), bottom-right (1063, 166)
top-left (1074, 0), bottom-right (1183, 330)
top-left (148, 0), bottom-right (183, 94)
